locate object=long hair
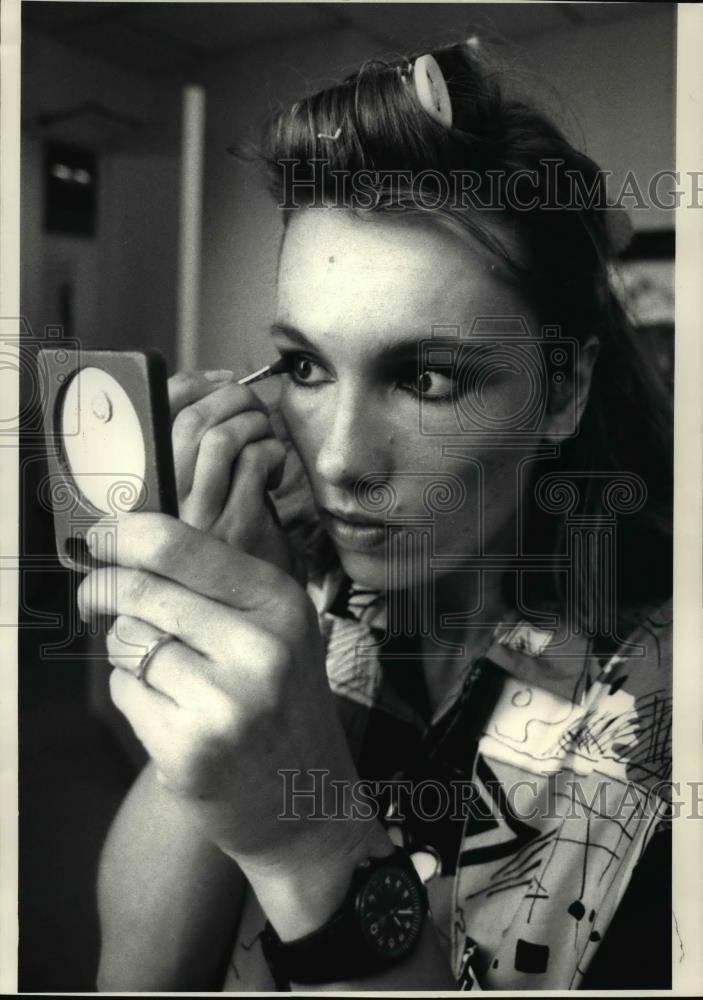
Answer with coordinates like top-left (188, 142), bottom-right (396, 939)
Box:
top-left (246, 41), bottom-right (672, 642)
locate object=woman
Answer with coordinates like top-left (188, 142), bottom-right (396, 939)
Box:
top-left (91, 43), bottom-right (672, 990)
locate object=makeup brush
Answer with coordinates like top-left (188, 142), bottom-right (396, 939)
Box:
top-left (237, 356), bottom-right (289, 386)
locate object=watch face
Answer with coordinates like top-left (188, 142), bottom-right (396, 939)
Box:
top-left (357, 864), bottom-right (425, 960)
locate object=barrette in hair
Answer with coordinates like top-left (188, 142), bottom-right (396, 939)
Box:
top-left (317, 127), bottom-right (342, 141)
top-left (411, 54), bottom-right (453, 128)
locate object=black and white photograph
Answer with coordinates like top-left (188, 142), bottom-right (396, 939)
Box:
top-left (2, 0), bottom-right (702, 994)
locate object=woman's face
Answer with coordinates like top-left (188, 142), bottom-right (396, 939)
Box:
top-left (273, 209), bottom-right (555, 592)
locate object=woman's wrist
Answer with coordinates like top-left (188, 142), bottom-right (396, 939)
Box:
top-left (235, 818), bottom-right (395, 941)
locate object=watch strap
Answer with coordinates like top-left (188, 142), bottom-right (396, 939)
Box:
top-left (260, 847), bottom-right (427, 986)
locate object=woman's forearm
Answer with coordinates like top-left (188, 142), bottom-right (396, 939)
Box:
top-left (96, 761), bottom-right (245, 991)
top-left (239, 819), bottom-right (456, 991)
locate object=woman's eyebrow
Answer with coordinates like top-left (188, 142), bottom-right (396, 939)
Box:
top-left (269, 322), bottom-right (318, 351)
top-left (270, 321), bottom-right (427, 364)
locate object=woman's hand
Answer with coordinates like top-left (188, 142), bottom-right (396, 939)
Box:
top-left (168, 370), bottom-right (294, 575)
top-left (79, 514), bottom-right (387, 901)
top-left (84, 378), bottom-right (393, 937)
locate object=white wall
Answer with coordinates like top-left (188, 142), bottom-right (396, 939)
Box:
top-left (197, 7), bottom-right (676, 374)
top-left (21, 30), bottom-right (181, 365)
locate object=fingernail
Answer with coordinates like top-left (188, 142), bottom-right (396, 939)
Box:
top-left (203, 369), bottom-right (234, 382)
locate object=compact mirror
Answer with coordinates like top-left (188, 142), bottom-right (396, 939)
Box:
top-left (61, 366), bottom-right (147, 514)
top-left (40, 349), bottom-right (178, 572)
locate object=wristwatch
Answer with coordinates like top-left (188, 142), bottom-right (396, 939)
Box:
top-left (260, 846), bottom-right (429, 986)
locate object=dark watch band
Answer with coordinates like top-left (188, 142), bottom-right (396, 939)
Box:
top-left (260, 847), bottom-right (428, 987)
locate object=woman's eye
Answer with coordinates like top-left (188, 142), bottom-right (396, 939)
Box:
top-left (286, 354), bottom-right (329, 386)
top-left (401, 369), bottom-right (454, 401)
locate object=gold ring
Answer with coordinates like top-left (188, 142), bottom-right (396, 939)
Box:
top-left (135, 632), bottom-right (175, 686)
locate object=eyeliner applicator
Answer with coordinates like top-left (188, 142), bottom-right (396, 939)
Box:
top-left (237, 356), bottom-right (289, 386)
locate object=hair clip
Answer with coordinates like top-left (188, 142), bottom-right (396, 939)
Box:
top-left (412, 54), bottom-right (453, 128)
top-left (317, 127), bottom-right (342, 141)
top-left (396, 59), bottom-right (413, 84)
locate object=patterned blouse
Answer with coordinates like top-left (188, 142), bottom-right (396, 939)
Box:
top-left (223, 566), bottom-right (672, 991)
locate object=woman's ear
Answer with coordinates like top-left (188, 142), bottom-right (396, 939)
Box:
top-left (544, 334), bottom-right (600, 442)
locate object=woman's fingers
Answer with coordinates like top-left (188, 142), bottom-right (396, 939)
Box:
top-left (169, 377), bottom-right (269, 499)
top-left (105, 614), bottom-right (163, 670)
top-left (108, 666), bottom-right (251, 799)
top-left (169, 369), bottom-right (267, 423)
top-left (108, 668), bottom-right (183, 767)
top-left (81, 565), bottom-right (256, 659)
top-left (106, 614), bottom-right (221, 707)
top-left (166, 370), bottom-right (294, 574)
top-left (168, 369), bottom-right (234, 419)
top-left (168, 368), bottom-right (228, 420)
top-left (216, 437), bottom-right (288, 540)
top-left (86, 568), bottom-right (291, 717)
top-left (86, 512), bottom-right (297, 616)
top-left (182, 411), bottom-right (275, 530)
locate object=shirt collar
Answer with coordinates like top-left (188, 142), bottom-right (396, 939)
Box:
top-left (308, 568), bottom-right (598, 716)
top-left (485, 613), bottom-right (597, 704)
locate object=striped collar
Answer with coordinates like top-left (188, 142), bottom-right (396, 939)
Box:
top-left (308, 567), bottom-right (599, 723)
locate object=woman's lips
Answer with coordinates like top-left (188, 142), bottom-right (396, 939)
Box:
top-left (321, 509), bottom-right (387, 551)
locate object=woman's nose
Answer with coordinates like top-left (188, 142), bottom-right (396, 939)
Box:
top-left (314, 391), bottom-right (389, 489)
